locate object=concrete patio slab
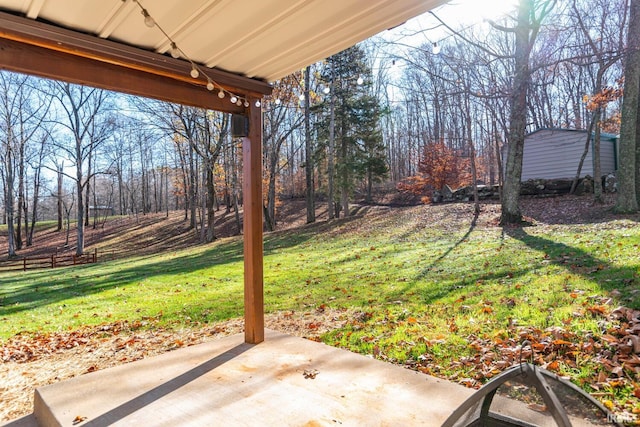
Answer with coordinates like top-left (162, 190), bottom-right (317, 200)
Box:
top-left (11, 329), bottom-right (474, 426)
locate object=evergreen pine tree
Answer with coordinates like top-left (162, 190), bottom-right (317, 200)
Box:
top-left (317, 45), bottom-right (387, 215)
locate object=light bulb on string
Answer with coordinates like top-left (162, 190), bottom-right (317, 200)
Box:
top-left (141, 9), bottom-right (155, 28)
top-left (356, 76), bottom-right (364, 85)
top-left (323, 86), bottom-right (330, 94)
top-left (133, 0), bottom-right (251, 108)
top-left (170, 42), bottom-right (180, 59)
top-left (275, 98), bottom-right (281, 105)
top-left (432, 43), bottom-right (441, 55)
top-left (190, 64), bottom-right (200, 79)
top-left (255, 100), bottom-right (261, 108)
top-left (298, 94), bottom-right (305, 101)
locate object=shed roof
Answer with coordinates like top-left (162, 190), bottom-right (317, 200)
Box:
top-left (526, 127), bottom-right (619, 141)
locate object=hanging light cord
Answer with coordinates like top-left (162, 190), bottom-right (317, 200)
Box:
top-left (132, 0), bottom-right (259, 108)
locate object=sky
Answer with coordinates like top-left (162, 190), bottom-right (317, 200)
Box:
top-left (377, 0), bottom-right (519, 102)
top-left (438, 0), bottom-right (519, 23)
top-left (385, 0), bottom-right (519, 46)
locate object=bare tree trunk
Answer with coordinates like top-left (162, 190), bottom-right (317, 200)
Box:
top-left (164, 168), bottom-right (169, 218)
top-left (188, 142), bottom-right (197, 229)
top-left (593, 111), bottom-right (603, 203)
top-left (328, 64), bottom-right (336, 220)
top-left (500, 0), bottom-right (534, 225)
top-left (570, 113), bottom-right (595, 194)
top-left (465, 101), bottom-right (480, 215)
top-left (493, 119), bottom-right (504, 200)
top-left (232, 140), bottom-right (242, 235)
top-left (340, 135), bottom-right (349, 217)
top-left (366, 169), bottom-right (373, 203)
top-left (199, 165), bottom-right (205, 241)
top-left (265, 153), bottom-right (278, 232)
top-left (63, 195), bottom-right (74, 247)
top-left (177, 146), bottom-right (189, 220)
top-left (152, 167), bottom-right (159, 213)
top-left (615, 0), bottom-right (640, 213)
top-left (92, 174), bottom-right (98, 229)
top-left (57, 162), bottom-right (63, 231)
top-left (15, 139), bottom-right (24, 250)
top-left (5, 147), bottom-right (16, 258)
top-left (117, 156), bottom-right (125, 216)
top-left (28, 146), bottom-right (43, 246)
top-left (76, 154), bottom-right (85, 256)
top-left (22, 177), bottom-right (28, 247)
top-left (304, 65), bottom-right (316, 223)
top-left (163, 150), bottom-right (169, 218)
top-left (205, 166), bottom-right (216, 242)
top-left (233, 191), bottom-right (241, 235)
top-left (84, 150), bottom-right (92, 227)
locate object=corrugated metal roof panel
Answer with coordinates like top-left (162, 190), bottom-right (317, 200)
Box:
top-left (0, 0), bottom-right (448, 82)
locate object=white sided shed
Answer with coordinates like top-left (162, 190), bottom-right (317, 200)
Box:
top-left (521, 128), bottom-right (618, 181)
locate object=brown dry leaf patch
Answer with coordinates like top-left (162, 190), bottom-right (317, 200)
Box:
top-left (415, 305), bottom-right (640, 417)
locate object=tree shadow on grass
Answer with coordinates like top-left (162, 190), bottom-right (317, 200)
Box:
top-left (389, 219), bottom-right (638, 307)
top-left (416, 210), bottom-right (480, 279)
top-left (0, 227), bottom-right (319, 319)
top-left (385, 210), bottom-right (497, 304)
top-left (501, 226), bottom-right (639, 307)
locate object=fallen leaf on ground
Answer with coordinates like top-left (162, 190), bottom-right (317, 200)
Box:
top-left (303, 369), bottom-right (319, 379)
top-left (72, 415), bottom-right (87, 425)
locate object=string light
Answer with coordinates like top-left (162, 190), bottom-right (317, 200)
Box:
top-left (132, 0), bottom-right (258, 109)
top-left (432, 43), bottom-right (441, 55)
top-left (140, 8), bottom-right (155, 28)
top-left (170, 42), bottom-right (180, 59)
top-left (356, 76), bottom-right (364, 85)
top-left (190, 64), bottom-right (200, 79)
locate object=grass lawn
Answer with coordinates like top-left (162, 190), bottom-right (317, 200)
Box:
top-left (1, 203), bottom-right (639, 417)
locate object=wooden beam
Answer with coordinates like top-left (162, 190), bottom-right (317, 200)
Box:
top-left (0, 37), bottom-right (247, 114)
top-left (0, 11), bottom-right (272, 99)
top-left (243, 97), bottom-right (264, 344)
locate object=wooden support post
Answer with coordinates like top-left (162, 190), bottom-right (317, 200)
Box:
top-left (243, 97), bottom-right (264, 344)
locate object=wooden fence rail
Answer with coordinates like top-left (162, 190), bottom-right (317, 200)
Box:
top-left (0, 249), bottom-right (98, 272)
